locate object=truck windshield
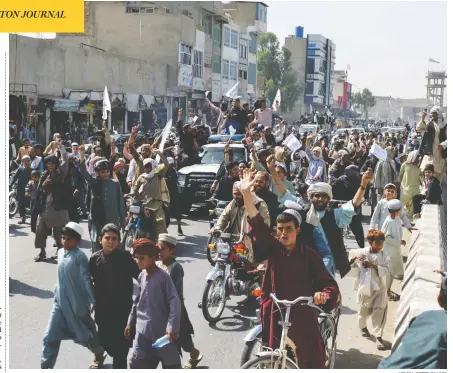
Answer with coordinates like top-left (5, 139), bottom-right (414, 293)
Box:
top-left (199, 147), bottom-right (246, 164)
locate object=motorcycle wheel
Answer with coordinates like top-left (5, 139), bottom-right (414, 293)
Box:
top-left (240, 332), bottom-right (262, 366)
top-left (201, 278), bottom-right (226, 323)
top-left (9, 197), bottom-right (18, 218)
top-left (206, 234), bottom-right (218, 266)
top-left (122, 229), bottom-right (137, 252)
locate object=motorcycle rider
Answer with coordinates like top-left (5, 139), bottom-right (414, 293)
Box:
top-left (211, 181), bottom-right (270, 235)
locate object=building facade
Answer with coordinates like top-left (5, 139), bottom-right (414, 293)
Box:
top-left (285, 28), bottom-right (336, 120)
top-left (332, 70), bottom-right (351, 110)
top-left (10, 1), bottom-right (267, 138)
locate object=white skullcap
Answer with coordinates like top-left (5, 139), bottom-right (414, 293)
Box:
top-left (430, 105), bottom-right (441, 114)
top-left (71, 142), bottom-right (79, 146)
top-left (275, 162), bottom-right (287, 172)
top-left (64, 222), bottom-right (83, 237)
top-left (22, 155), bottom-right (30, 161)
top-left (387, 199), bottom-right (402, 211)
top-left (284, 209), bottom-right (302, 226)
top-left (158, 234), bottom-right (178, 247)
top-left (143, 158), bottom-right (153, 167)
top-left (308, 182), bottom-right (333, 199)
top-left (53, 133), bottom-right (61, 139)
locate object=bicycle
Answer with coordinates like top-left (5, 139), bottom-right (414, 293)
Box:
top-left (240, 294), bottom-right (339, 369)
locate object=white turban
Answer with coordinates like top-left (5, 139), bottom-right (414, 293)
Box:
top-left (387, 199), bottom-right (402, 211)
top-left (307, 182), bottom-right (333, 199)
top-left (430, 105), bottom-right (441, 114)
top-left (306, 183), bottom-right (333, 227)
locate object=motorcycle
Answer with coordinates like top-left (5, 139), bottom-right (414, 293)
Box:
top-left (9, 169), bottom-right (18, 218)
top-left (122, 199), bottom-right (156, 253)
top-left (201, 232), bottom-right (265, 323)
top-left (206, 200), bottom-right (229, 265)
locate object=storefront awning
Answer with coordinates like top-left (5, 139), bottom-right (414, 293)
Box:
top-left (141, 94), bottom-right (155, 108)
top-left (124, 93), bottom-right (140, 112)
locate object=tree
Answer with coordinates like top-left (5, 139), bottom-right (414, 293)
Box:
top-left (257, 32), bottom-right (303, 113)
top-left (350, 88), bottom-right (376, 118)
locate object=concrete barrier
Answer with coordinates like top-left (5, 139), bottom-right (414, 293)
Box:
top-left (392, 204), bottom-right (443, 351)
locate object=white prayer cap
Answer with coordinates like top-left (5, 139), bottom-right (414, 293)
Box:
top-left (387, 199), bottom-right (402, 211)
top-left (430, 105), bottom-right (441, 114)
top-left (143, 158), bottom-right (153, 167)
top-left (22, 155), bottom-right (30, 161)
top-left (167, 157), bottom-right (175, 165)
top-left (72, 142), bottom-right (79, 146)
top-left (308, 182), bottom-right (333, 199)
top-left (53, 133), bottom-right (61, 139)
top-left (283, 209), bottom-right (302, 226)
top-left (64, 222), bottom-right (83, 237)
top-left (158, 234), bottom-right (178, 247)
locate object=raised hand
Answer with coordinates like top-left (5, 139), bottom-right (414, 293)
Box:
top-left (239, 168), bottom-right (255, 193)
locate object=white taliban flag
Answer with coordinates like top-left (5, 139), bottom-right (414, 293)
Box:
top-left (102, 86), bottom-right (111, 120)
top-left (225, 82), bottom-right (239, 99)
top-left (272, 88), bottom-right (281, 111)
top-left (155, 119), bottom-right (173, 163)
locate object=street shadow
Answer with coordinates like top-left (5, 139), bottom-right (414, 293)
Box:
top-left (9, 278), bottom-right (54, 299)
top-left (361, 214), bottom-right (372, 225)
top-left (334, 347), bottom-right (384, 369)
top-left (340, 305), bottom-right (357, 315)
top-left (8, 224), bottom-right (29, 237)
top-left (209, 314), bottom-right (253, 333)
top-left (176, 235), bottom-right (209, 260)
top-left (226, 297), bottom-right (258, 318)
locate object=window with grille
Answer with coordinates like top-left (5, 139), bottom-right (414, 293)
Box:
top-left (180, 44), bottom-right (192, 65)
top-left (213, 22), bottom-right (222, 48)
top-left (194, 51), bottom-right (203, 78)
top-left (229, 61), bottom-right (237, 80)
top-left (230, 30), bottom-right (239, 49)
top-left (126, 7), bottom-right (140, 13)
top-left (223, 26), bottom-right (230, 47)
top-left (222, 59), bottom-right (230, 79)
top-left (202, 12), bottom-right (213, 38)
top-left (212, 55), bottom-right (221, 74)
top-left (239, 39), bottom-right (248, 59)
top-left (239, 69), bottom-right (248, 80)
top-left (249, 34), bottom-right (257, 54)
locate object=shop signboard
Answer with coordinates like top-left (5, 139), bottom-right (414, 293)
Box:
top-left (53, 99), bottom-right (80, 112)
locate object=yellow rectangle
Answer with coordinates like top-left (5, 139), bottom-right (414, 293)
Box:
top-left (0, 0), bottom-right (84, 33)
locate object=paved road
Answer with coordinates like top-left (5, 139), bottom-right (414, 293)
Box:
top-left (9, 205), bottom-right (400, 369)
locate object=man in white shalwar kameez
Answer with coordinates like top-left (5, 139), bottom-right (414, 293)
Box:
top-left (381, 199), bottom-right (404, 301)
top-left (349, 228), bottom-right (390, 350)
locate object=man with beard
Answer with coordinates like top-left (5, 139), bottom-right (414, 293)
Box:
top-left (252, 170), bottom-right (282, 226)
top-left (222, 98), bottom-right (248, 134)
top-left (331, 165), bottom-right (365, 248)
top-left (270, 160), bottom-right (373, 278)
top-left (213, 161), bottom-right (240, 202)
top-left (212, 181), bottom-right (270, 235)
top-left (127, 126), bottom-right (154, 187)
top-left (29, 145), bottom-right (44, 172)
top-left (330, 150), bottom-right (351, 183)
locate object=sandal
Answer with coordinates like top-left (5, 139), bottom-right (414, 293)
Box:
top-left (89, 352), bottom-right (107, 369)
top-left (34, 253), bottom-right (46, 262)
top-left (389, 291), bottom-right (400, 301)
top-left (361, 327), bottom-right (371, 337)
top-left (376, 338), bottom-right (388, 351)
top-left (183, 354), bottom-right (203, 369)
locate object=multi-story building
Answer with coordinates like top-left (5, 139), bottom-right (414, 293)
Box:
top-left (285, 28), bottom-right (336, 120)
top-left (10, 1), bottom-right (267, 137)
top-left (332, 70), bottom-right (352, 110)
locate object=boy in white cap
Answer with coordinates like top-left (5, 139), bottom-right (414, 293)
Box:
top-left (381, 199), bottom-right (405, 301)
top-left (41, 222), bottom-right (106, 369)
top-left (157, 234), bottom-right (203, 369)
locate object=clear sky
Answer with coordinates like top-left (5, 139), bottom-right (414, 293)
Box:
top-left (267, 1), bottom-right (447, 99)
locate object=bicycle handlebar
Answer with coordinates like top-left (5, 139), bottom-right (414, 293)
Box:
top-left (270, 293), bottom-right (313, 306)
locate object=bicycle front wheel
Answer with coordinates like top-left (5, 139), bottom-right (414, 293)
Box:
top-left (241, 354), bottom-right (298, 369)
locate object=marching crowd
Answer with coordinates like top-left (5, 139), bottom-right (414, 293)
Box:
top-left (9, 97), bottom-right (447, 369)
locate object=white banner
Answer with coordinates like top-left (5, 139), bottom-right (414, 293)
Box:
top-left (283, 133), bottom-right (302, 152)
top-left (102, 85), bottom-right (111, 120)
top-left (272, 88), bottom-right (281, 111)
top-left (225, 82), bottom-right (239, 99)
top-left (155, 119), bottom-right (173, 163)
top-left (369, 143), bottom-right (387, 161)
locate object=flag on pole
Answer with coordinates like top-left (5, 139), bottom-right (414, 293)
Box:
top-left (272, 88), bottom-right (281, 111)
top-left (225, 82), bottom-right (239, 99)
top-left (102, 86), bottom-right (111, 120)
top-left (155, 119), bottom-right (173, 163)
top-left (429, 58), bottom-right (440, 63)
